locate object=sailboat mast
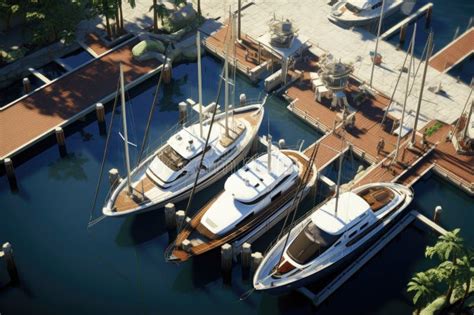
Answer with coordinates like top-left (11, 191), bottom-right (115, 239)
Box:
top-left (267, 135), bottom-right (272, 173)
top-left (395, 24), bottom-right (416, 162)
top-left (334, 147), bottom-right (344, 217)
top-left (224, 12), bottom-right (232, 137)
top-left (410, 32), bottom-right (433, 145)
top-left (120, 63), bottom-right (132, 195)
top-left (197, 31), bottom-right (203, 138)
top-left (369, 0), bottom-right (386, 87)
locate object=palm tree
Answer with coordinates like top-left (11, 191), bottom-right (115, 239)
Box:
top-left (103, 0), bottom-right (112, 38)
top-left (197, 0), bottom-right (201, 17)
top-left (455, 253), bottom-right (474, 308)
top-left (173, 0), bottom-right (187, 7)
top-left (407, 271), bottom-right (438, 314)
top-left (436, 261), bottom-right (458, 304)
top-left (426, 229), bottom-right (464, 262)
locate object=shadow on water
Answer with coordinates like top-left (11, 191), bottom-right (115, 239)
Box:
top-left (115, 210), bottom-right (167, 247)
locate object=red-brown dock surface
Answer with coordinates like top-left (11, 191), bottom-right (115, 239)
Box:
top-left (84, 33), bottom-right (110, 56)
top-left (0, 37), bottom-right (161, 159)
top-left (289, 51), bottom-right (473, 194)
top-left (429, 27), bottom-right (474, 73)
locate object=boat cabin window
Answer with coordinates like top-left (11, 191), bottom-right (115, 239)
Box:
top-left (348, 230), bottom-right (357, 239)
top-left (287, 222), bottom-right (340, 265)
top-left (158, 145), bottom-right (189, 171)
top-left (346, 3), bottom-right (361, 13)
top-left (357, 187), bottom-right (395, 212)
top-left (214, 147), bottom-right (236, 164)
top-left (360, 222), bottom-right (369, 230)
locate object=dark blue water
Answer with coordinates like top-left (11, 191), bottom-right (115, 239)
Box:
top-left (0, 75), bottom-right (43, 108)
top-left (37, 62), bottom-right (68, 81)
top-left (0, 55), bottom-right (322, 315)
top-left (58, 48), bottom-right (94, 69)
top-left (321, 152), bottom-right (369, 184)
top-left (448, 54), bottom-right (473, 84)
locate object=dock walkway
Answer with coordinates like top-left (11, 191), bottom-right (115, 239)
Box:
top-left (429, 27), bottom-right (474, 73)
top-left (0, 37), bottom-right (162, 160)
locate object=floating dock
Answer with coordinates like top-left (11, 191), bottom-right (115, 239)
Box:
top-left (0, 36), bottom-right (162, 160)
top-left (429, 27), bottom-right (474, 73)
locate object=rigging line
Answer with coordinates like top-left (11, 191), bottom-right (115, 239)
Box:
top-left (380, 38), bottom-right (414, 126)
top-left (407, 35), bottom-right (431, 97)
top-left (176, 66), bottom-right (226, 234)
top-left (88, 75), bottom-right (121, 228)
top-left (274, 140), bottom-right (319, 263)
top-left (137, 46), bottom-right (171, 164)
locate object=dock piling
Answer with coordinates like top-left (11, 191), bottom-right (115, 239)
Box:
top-left (176, 210), bottom-right (185, 229)
top-left (1, 242), bottom-right (19, 285)
top-left (399, 24), bottom-right (407, 48)
top-left (278, 138), bottom-right (287, 149)
top-left (108, 168), bottom-right (121, 189)
top-left (182, 239), bottom-right (192, 252)
top-left (178, 102), bottom-right (188, 126)
top-left (433, 205), bottom-right (442, 224)
top-left (22, 77), bottom-right (31, 94)
top-left (163, 61), bottom-right (172, 84)
top-left (241, 242), bottom-right (252, 279)
top-left (221, 243), bottom-right (233, 283)
top-left (164, 203), bottom-right (177, 231)
top-left (240, 93), bottom-right (247, 105)
top-left (55, 127), bottom-right (67, 157)
top-left (95, 103), bottom-right (107, 135)
top-left (3, 158), bottom-right (18, 192)
top-left (250, 252), bottom-right (263, 274)
top-left (425, 6), bottom-right (432, 29)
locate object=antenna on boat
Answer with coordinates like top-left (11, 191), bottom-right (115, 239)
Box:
top-left (369, 0), bottom-right (386, 87)
top-left (120, 63), bottom-right (133, 196)
top-left (197, 31), bottom-right (204, 138)
top-left (267, 134), bottom-right (272, 173)
top-left (394, 24), bottom-right (416, 164)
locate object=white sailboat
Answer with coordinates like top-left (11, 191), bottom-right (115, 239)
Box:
top-left (167, 138), bottom-right (317, 262)
top-left (103, 18), bottom-right (265, 217)
top-left (253, 182), bottom-right (413, 293)
top-left (329, 0), bottom-right (405, 26)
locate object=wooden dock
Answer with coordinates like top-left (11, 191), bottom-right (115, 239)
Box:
top-left (285, 51), bottom-right (473, 195)
top-left (429, 27), bottom-right (474, 73)
top-left (203, 24), bottom-right (276, 81)
top-left (0, 36), bottom-right (162, 160)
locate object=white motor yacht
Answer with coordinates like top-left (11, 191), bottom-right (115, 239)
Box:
top-left (328, 0), bottom-right (405, 26)
top-left (253, 182), bottom-right (413, 293)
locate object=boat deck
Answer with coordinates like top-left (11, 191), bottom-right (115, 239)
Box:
top-left (0, 37), bottom-right (161, 160)
top-left (171, 150), bottom-right (314, 261)
top-left (111, 108), bottom-right (263, 213)
top-left (429, 27), bottom-right (474, 73)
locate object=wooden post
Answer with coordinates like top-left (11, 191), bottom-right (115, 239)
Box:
top-left (55, 127), bottom-right (67, 157)
top-left (164, 203), bottom-right (177, 231)
top-left (108, 168), bottom-right (121, 189)
top-left (250, 252), bottom-right (263, 274)
top-left (399, 24), bottom-right (407, 48)
top-left (239, 93), bottom-right (246, 105)
top-left (425, 6), bottom-right (432, 29)
top-left (96, 102), bottom-right (107, 135)
top-left (433, 205), bottom-right (442, 224)
top-left (176, 210), bottom-right (185, 229)
top-left (238, 0), bottom-right (242, 40)
top-left (3, 158), bottom-right (18, 192)
top-left (22, 77), bottom-right (31, 94)
top-left (178, 102), bottom-right (187, 126)
top-left (1, 242), bottom-right (19, 284)
top-left (163, 61), bottom-right (172, 84)
top-left (241, 242), bottom-right (251, 279)
top-left (278, 138), bottom-right (286, 149)
top-left (221, 243), bottom-right (233, 283)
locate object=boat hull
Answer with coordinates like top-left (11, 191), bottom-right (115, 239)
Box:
top-left (328, 1), bottom-right (403, 27)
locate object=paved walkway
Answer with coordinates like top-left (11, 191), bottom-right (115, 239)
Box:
top-left (201, 0), bottom-right (472, 125)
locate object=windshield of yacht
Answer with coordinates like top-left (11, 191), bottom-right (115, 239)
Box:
top-left (287, 221), bottom-right (340, 265)
top-left (158, 145), bottom-right (189, 171)
top-left (346, 2), bottom-right (362, 13)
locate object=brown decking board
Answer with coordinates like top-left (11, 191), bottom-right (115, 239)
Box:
top-left (429, 27), bottom-right (474, 72)
top-left (84, 33), bottom-right (110, 55)
top-left (205, 24), bottom-right (272, 71)
top-left (0, 38), bottom-right (161, 159)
